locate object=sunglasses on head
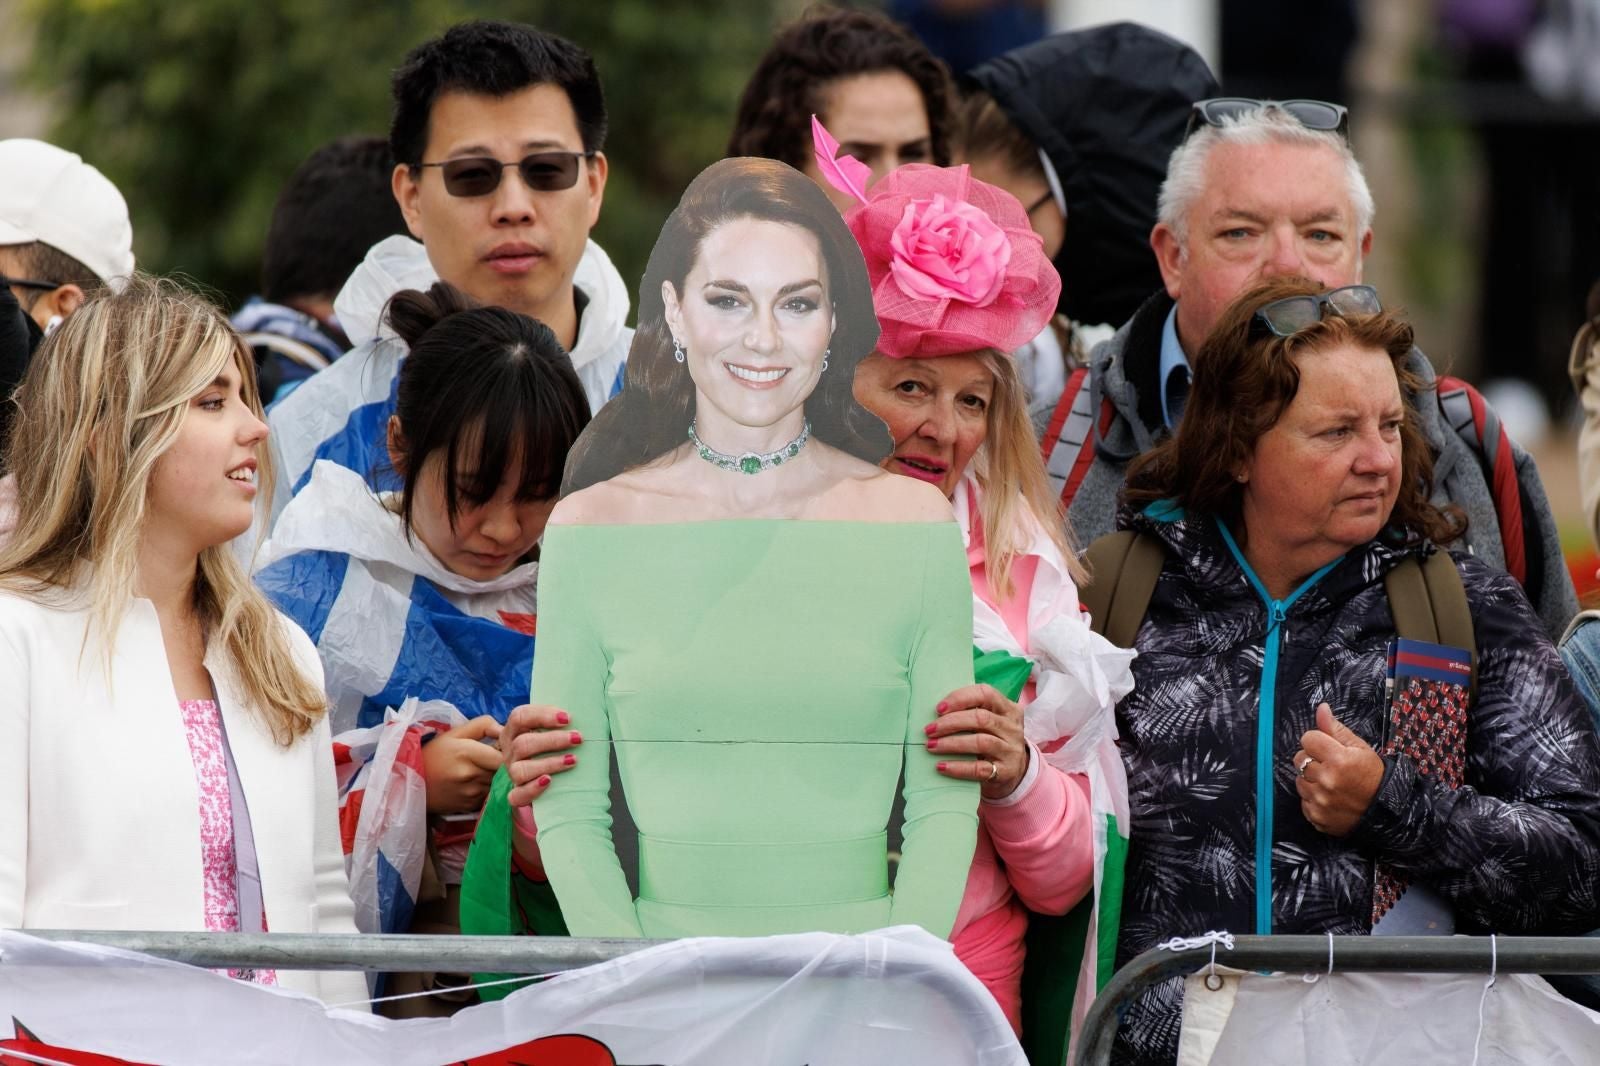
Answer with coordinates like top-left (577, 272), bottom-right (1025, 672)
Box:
top-left (417, 150), bottom-right (595, 198)
top-left (1184, 97), bottom-right (1350, 143)
top-left (0, 273), bottom-right (59, 292)
top-left (1252, 285), bottom-right (1381, 337)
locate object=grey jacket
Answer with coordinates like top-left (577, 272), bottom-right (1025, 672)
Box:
top-left (1061, 291), bottom-right (1580, 641)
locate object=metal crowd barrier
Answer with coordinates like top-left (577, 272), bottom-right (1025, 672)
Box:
top-left (1074, 934), bottom-right (1600, 1066)
top-left (19, 929), bottom-right (663, 975)
top-left (23, 929), bottom-right (1600, 1065)
top-left (8, 929), bottom-right (1004, 1038)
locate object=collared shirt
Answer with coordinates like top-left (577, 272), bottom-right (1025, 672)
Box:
top-left (1158, 303), bottom-right (1191, 431)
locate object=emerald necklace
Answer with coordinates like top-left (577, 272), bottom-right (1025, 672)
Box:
top-left (687, 419), bottom-right (810, 475)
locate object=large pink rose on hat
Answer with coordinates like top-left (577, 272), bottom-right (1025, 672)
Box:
top-left (889, 194), bottom-right (1011, 306)
top-left (811, 116), bottom-right (1061, 359)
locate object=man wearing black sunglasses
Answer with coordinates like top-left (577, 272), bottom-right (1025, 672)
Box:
top-left (266, 20), bottom-right (630, 526)
top-left (1042, 97), bottom-right (1578, 640)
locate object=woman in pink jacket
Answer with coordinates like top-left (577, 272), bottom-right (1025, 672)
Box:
top-left (817, 122), bottom-right (1134, 1044)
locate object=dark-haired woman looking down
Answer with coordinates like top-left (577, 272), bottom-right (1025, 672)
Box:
top-left (255, 281), bottom-right (591, 1013)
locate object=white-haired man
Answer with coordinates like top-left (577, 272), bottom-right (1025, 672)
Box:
top-left (1044, 98), bottom-right (1577, 638)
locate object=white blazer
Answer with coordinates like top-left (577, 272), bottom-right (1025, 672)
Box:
top-left (0, 589), bottom-right (368, 1006)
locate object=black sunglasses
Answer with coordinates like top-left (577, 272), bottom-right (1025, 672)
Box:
top-left (1184, 97), bottom-right (1350, 143)
top-left (1252, 285), bottom-right (1382, 337)
top-left (417, 150), bottom-right (595, 198)
top-left (0, 273), bottom-right (59, 292)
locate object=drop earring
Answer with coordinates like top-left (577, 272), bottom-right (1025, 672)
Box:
top-left (821, 347), bottom-right (830, 372)
top-left (673, 337), bottom-right (686, 364)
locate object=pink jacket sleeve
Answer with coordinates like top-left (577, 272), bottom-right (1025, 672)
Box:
top-left (980, 750), bottom-right (1094, 916)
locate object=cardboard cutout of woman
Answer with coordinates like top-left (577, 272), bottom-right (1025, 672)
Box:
top-left (488, 157), bottom-right (980, 940)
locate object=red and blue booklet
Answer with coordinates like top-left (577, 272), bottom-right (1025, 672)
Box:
top-left (1370, 637), bottom-right (1472, 933)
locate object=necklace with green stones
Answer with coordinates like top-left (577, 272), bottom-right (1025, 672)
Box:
top-left (687, 419), bottom-right (810, 475)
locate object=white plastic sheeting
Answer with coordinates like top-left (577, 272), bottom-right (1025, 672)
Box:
top-left (0, 926), bottom-right (1025, 1066)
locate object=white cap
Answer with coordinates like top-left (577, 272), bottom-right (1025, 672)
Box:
top-left (0, 139), bottom-right (135, 287)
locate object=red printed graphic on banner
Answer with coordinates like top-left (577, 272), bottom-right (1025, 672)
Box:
top-left (2, 1020), bottom-right (156, 1065)
top-left (455, 1032), bottom-right (659, 1065)
top-left (2, 1021), bottom-right (659, 1066)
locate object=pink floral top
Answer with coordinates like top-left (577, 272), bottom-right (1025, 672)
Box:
top-left (177, 698), bottom-right (276, 986)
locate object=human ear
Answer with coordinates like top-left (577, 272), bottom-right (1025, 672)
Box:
top-left (585, 151), bottom-right (608, 229)
top-left (27, 283), bottom-right (84, 329)
top-left (661, 281), bottom-right (683, 343)
top-left (386, 415), bottom-right (409, 477)
top-left (392, 163), bottom-right (425, 242)
top-left (46, 284), bottom-right (85, 322)
top-left (1151, 223), bottom-right (1185, 302)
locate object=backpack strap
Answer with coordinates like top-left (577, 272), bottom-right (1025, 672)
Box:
top-left (1081, 530), bottom-right (1167, 649)
top-left (240, 330), bottom-right (332, 373)
top-left (1042, 367), bottom-right (1116, 513)
top-left (1436, 375), bottom-right (1529, 587)
top-left (1383, 549), bottom-right (1477, 700)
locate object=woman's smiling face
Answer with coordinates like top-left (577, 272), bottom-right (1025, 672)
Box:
top-left (851, 350), bottom-right (992, 498)
top-left (663, 217), bottom-right (834, 442)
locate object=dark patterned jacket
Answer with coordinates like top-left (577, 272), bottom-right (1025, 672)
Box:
top-left (1110, 503), bottom-right (1600, 1065)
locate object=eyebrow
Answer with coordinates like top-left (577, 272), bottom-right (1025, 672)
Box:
top-left (1313, 406), bottom-right (1404, 423)
top-left (445, 139), bottom-right (573, 158)
top-left (1215, 209), bottom-right (1271, 226)
top-left (703, 279), bottom-right (823, 297)
top-left (1215, 207), bottom-right (1348, 227)
top-left (1296, 208), bottom-right (1346, 225)
top-left (839, 138), bottom-right (930, 151)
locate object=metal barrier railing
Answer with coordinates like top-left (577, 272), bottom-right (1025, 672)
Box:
top-left (24, 929), bottom-right (1600, 1062)
top-left (18, 929), bottom-right (664, 974)
top-left (1074, 934), bottom-right (1600, 1066)
top-left (7, 929), bottom-right (1002, 1032)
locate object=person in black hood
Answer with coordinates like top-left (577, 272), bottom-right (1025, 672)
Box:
top-left (961, 22), bottom-right (1217, 422)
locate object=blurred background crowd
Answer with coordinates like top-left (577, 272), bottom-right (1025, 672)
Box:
top-left (2, 0), bottom-right (1598, 582)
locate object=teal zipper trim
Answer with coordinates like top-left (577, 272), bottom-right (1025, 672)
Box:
top-left (1215, 520), bottom-right (1340, 935)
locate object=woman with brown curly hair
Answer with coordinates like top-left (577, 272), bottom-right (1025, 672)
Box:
top-left (1107, 276), bottom-right (1600, 1065)
top-left (727, 6), bottom-right (956, 213)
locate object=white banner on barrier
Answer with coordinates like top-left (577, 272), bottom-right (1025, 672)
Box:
top-left (1177, 967), bottom-right (1600, 1066)
top-left (0, 927), bottom-right (1024, 1066)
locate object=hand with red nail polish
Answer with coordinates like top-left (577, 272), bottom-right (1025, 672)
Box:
top-left (924, 683), bottom-right (1029, 800)
top-left (501, 703), bottom-right (585, 807)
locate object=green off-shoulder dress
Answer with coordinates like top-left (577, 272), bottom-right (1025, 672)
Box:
top-left (516, 519), bottom-right (980, 941)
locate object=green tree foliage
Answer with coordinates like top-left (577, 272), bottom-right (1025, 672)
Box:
top-left (23, 0), bottom-right (778, 310)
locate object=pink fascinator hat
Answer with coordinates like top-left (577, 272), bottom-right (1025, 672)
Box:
top-left (812, 115), bottom-right (1061, 359)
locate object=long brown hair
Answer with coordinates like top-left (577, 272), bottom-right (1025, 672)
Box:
top-left (1125, 276), bottom-right (1465, 546)
top-left (0, 276), bottom-right (326, 744)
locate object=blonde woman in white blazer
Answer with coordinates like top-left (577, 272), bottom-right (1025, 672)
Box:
top-left (0, 277), bottom-right (365, 1007)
